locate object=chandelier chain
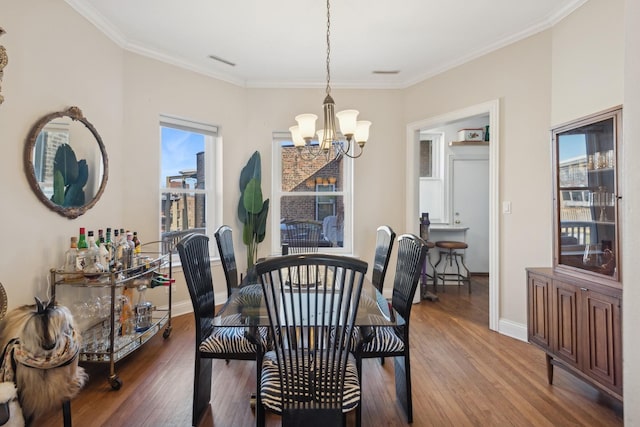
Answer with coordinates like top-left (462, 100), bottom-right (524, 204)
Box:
top-left (326, 0), bottom-right (331, 96)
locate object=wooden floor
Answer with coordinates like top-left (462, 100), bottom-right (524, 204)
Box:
top-left (38, 276), bottom-right (623, 426)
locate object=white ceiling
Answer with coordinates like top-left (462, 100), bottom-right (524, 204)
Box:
top-left (65, 0), bottom-right (586, 89)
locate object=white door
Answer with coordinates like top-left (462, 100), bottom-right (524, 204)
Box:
top-left (451, 155), bottom-right (490, 273)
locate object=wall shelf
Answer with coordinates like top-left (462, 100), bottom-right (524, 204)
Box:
top-left (449, 140), bottom-right (489, 146)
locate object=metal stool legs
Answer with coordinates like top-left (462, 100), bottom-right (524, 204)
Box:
top-left (434, 246), bottom-right (471, 293)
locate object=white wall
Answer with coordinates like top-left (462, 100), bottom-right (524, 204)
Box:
top-left (623, 0), bottom-right (639, 423)
top-left (404, 30), bottom-right (553, 326)
top-left (551, 0), bottom-right (625, 125)
top-left (0, 0), bottom-right (125, 305)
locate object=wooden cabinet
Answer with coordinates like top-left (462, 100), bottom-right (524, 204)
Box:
top-left (527, 268), bottom-right (622, 400)
top-left (526, 106), bottom-right (623, 401)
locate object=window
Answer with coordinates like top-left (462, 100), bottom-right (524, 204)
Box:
top-left (159, 115), bottom-right (221, 253)
top-left (419, 139), bottom-right (433, 177)
top-left (271, 133), bottom-right (353, 254)
top-left (418, 132), bottom-right (445, 223)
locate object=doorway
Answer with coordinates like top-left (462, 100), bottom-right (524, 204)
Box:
top-left (405, 99), bottom-right (500, 331)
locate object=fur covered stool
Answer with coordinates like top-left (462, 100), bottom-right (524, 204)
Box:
top-left (0, 298), bottom-right (87, 426)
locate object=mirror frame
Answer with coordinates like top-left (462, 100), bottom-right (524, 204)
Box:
top-left (24, 106), bottom-right (109, 219)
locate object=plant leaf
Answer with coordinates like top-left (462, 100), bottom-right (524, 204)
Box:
top-left (52, 170), bottom-right (65, 205)
top-left (237, 197), bottom-right (247, 223)
top-left (239, 151), bottom-right (261, 192)
top-left (255, 199), bottom-right (270, 243)
top-left (53, 144), bottom-right (79, 184)
top-left (242, 221), bottom-right (254, 246)
top-left (243, 178), bottom-right (263, 214)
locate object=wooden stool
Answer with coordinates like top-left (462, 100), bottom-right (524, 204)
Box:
top-left (434, 241), bottom-right (471, 293)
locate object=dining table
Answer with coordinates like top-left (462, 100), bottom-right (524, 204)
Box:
top-left (214, 274), bottom-right (398, 330)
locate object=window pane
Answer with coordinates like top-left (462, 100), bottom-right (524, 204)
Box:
top-left (420, 139), bottom-right (433, 177)
top-left (161, 127), bottom-right (205, 189)
top-left (161, 191), bottom-right (206, 235)
top-left (280, 143), bottom-right (343, 192)
top-left (280, 194), bottom-right (344, 248)
top-left (160, 118), bottom-right (216, 253)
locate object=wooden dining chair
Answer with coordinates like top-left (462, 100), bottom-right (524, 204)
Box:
top-left (371, 225), bottom-right (396, 293)
top-left (177, 233), bottom-right (269, 426)
top-left (254, 254), bottom-right (368, 427)
top-left (356, 234), bottom-right (428, 424)
top-left (214, 225), bottom-right (240, 299)
top-left (283, 220), bottom-right (323, 254)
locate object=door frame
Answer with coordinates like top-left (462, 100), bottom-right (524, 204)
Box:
top-left (405, 99), bottom-right (500, 331)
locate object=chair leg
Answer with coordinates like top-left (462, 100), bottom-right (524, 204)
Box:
top-left (256, 351), bottom-right (266, 427)
top-left (394, 353), bottom-right (413, 423)
top-left (193, 356), bottom-right (213, 426)
top-left (433, 251), bottom-right (445, 293)
top-left (62, 400), bottom-right (72, 427)
top-left (355, 355), bottom-right (363, 427)
top-left (459, 253), bottom-right (471, 294)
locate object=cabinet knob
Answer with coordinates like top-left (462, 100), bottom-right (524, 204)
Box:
top-left (580, 287), bottom-right (588, 292)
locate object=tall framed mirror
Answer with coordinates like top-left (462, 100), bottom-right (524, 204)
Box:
top-left (24, 106), bottom-right (109, 219)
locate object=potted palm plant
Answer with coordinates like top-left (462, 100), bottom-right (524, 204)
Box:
top-left (238, 151), bottom-right (270, 270)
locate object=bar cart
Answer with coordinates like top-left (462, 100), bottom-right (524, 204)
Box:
top-left (50, 241), bottom-right (173, 390)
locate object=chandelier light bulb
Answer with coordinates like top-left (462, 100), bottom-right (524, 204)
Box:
top-left (336, 110), bottom-right (359, 139)
top-left (289, 125), bottom-right (306, 147)
top-left (354, 120), bottom-right (372, 144)
top-left (295, 114), bottom-right (318, 140)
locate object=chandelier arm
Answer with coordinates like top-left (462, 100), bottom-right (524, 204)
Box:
top-left (336, 142), bottom-right (365, 159)
top-left (296, 145), bottom-right (331, 162)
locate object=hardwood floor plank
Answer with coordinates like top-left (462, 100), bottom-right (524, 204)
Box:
top-left (34, 276), bottom-right (622, 426)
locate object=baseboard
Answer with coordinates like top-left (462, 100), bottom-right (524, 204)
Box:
top-left (162, 293), bottom-right (229, 317)
top-left (157, 299), bottom-right (193, 317)
top-left (498, 318), bottom-right (528, 342)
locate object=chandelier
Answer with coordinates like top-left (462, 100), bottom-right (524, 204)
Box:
top-left (289, 0), bottom-right (371, 161)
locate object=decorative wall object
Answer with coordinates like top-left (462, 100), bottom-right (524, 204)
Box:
top-left (24, 107), bottom-right (109, 219)
top-left (0, 27), bottom-right (7, 105)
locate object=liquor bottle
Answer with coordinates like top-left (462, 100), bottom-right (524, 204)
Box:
top-left (113, 228), bottom-right (122, 270)
top-left (126, 230), bottom-right (137, 266)
top-left (62, 236), bottom-right (82, 280)
top-left (149, 273), bottom-right (175, 288)
top-left (98, 233), bottom-right (110, 270)
top-left (117, 228), bottom-right (132, 270)
top-left (126, 230), bottom-right (135, 252)
top-left (104, 227), bottom-right (115, 270)
top-left (133, 231), bottom-right (141, 255)
top-left (77, 227), bottom-right (89, 271)
top-left (83, 231), bottom-right (104, 277)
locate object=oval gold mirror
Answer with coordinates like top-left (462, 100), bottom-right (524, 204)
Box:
top-left (24, 106), bottom-right (109, 219)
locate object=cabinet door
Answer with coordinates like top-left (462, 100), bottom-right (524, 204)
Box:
top-left (552, 107), bottom-right (622, 282)
top-left (527, 273), bottom-right (550, 349)
top-left (551, 280), bottom-right (580, 368)
top-left (582, 288), bottom-right (622, 393)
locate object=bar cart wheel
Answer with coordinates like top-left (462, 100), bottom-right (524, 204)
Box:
top-left (163, 326), bottom-right (172, 339)
top-left (109, 375), bottom-right (123, 390)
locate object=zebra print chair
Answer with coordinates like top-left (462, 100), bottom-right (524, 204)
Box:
top-left (177, 233), bottom-right (268, 426)
top-left (254, 254), bottom-right (368, 427)
top-left (355, 234), bottom-right (428, 425)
